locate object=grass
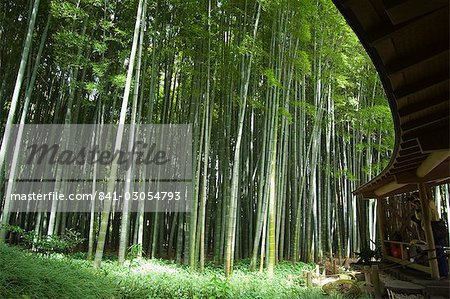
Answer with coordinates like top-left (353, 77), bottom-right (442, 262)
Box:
top-left (0, 245), bottom-right (117, 299)
top-left (0, 244), bottom-right (331, 299)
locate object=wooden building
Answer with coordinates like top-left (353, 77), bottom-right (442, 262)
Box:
top-left (332, 0), bottom-right (449, 279)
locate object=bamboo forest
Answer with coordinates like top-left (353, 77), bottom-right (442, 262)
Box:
top-left (1, 0), bottom-right (448, 298)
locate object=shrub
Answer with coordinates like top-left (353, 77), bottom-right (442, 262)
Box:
top-left (0, 224), bottom-right (85, 255)
top-left (22, 228), bottom-right (85, 255)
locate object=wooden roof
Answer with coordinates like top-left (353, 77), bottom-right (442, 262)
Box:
top-left (332, 0), bottom-right (450, 198)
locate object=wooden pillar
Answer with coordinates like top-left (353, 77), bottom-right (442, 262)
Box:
top-left (418, 183), bottom-right (440, 279)
top-left (303, 270), bottom-right (312, 287)
top-left (364, 265), bottom-right (371, 283)
top-left (332, 259), bottom-right (338, 274)
top-left (371, 265), bottom-right (382, 299)
top-left (376, 198), bottom-right (387, 257)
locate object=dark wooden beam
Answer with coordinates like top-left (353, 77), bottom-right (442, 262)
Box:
top-left (398, 148), bottom-right (421, 157)
top-left (417, 151), bottom-right (450, 178)
top-left (368, 8), bottom-right (444, 45)
top-left (398, 96), bottom-right (448, 117)
top-left (401, 113), bottom-right (450, 132)
top-left (389, 164), bottom-right (419, 174)
top-left (403, 118), bottom-right (449, 142)
top-left (382, 184), bottom-right (418, 197)
top-left (394, 169), bottom-right (449, 185)
top-left (385, 0), bottom-right (449, 25)
top-left (426, 166), bottom-right (450, 182)
top-left (394, 173), bottom-right (420, 183)
top-left (361, 190), bottom-right (377, 199)
top-left (394, 164), bottom-right (449, 185)
top-left (393, 156), bottom-right (425, 168)
top-left (385, 0), bottom-right (448, 11)
top-left (341, 0), bottom-right (358, 6)
top-left (374, 180), bottom-right (407, 196)
top-left (386, 48), bottom-right (449, 76)
top-left (397, 152), bottom-right (426, 163)
top-left (427, 177), bottom-right (450, 187)
top-left (417, 128), bottom-right (450, 152)
top-left (400, 139), bottom-right (419, 149)
top-left (398, 146), bottom-right (421, 157)
top-left (383, 0), bottom-right (409, 10)
top-left (394, 74), bottom-right (448, 101)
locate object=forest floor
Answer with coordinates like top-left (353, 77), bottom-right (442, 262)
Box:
top-left (0, 244), bottom-right (335, 299)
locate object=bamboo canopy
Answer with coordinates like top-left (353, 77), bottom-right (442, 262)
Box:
top-left (332, 0), bottom-right (450, 198)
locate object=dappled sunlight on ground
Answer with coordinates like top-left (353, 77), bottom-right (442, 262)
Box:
top-left (126, 258), bottom-right (179, 275)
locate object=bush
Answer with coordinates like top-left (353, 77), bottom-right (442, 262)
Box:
top-left (22, 228), bottom-right (84, 255)
top-left (1, 225), bottom-right (85, 255)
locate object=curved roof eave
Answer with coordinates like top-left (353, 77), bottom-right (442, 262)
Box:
top-left (332, 0), bottom-right (450, 199)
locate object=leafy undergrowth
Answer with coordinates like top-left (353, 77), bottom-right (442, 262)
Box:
top-left (1, 245), bottom-right (331, 299)
top-left (106, 258), bottom-right (324, 299)
top-left (0, 244), bottom-right (117, 299)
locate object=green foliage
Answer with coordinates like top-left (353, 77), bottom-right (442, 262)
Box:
top-left (0, 244), bottom-right (117, 299)
top-left (92, 41), bottom-right (107, 55)
top-left (322, 280), bottom-right (361, 299)
top-left (334, 74), bottom-right (352, 90)
top-left (82, 0), bottom-right (106, 8)
top-left (260, 0), bottom-right (282, 12)
top-left (295, 20), bottom-right (312, 44)
top-left (334, 168), bottom-right (357, 181)
top-left (53, 29), bottom-right (88, 67)
top-left (127, 243), bottom-right (143, 260)
top-left (249, 97), bottom-right (266, 110)
top-left (51, 0), bottom-right (88, 20)
top-left (0, 224), bottom-right (25, 235)
top-left (84, 81), bottom-right (98, 93)
top-left (111, 73), bottom-right (127, 88)
top-left (238, 34), bottom-right (259, 56)
top-left (356, 105), bottom-right (392, 134)
top-left (279, 107), bottom-right (293, 124)
top-left (22, 229), bottom-right (85, 255)
top-left (99, 19), bottom-right (114, 31)
top-left (107, 259), bottom-right (325, 299)
top-left (295, 50), bottom-right (311, 76)
top-left (0, 245), bottom-right (329, 299)
top-left (264, 69), bottom-right (283, 89)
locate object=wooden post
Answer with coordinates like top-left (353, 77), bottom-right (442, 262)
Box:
top-left (418, 183), bottom-right (440, 279)
top-left (448, 252), bottom-right (450, 275)
top-left (344, 257), bottom-right (350, 269)
top-left (376, 198), bottom-right (387, 257)
top-left (400, 242), bottom-right (405, 260)
top-left (364, 265), bottom-right (371, 283)
top-left (371, 265), bottom-right (381, 298)
top-left (333, 259), bottom-right (338, 274)
top-left (304, 271), bottom-right (312, 287)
